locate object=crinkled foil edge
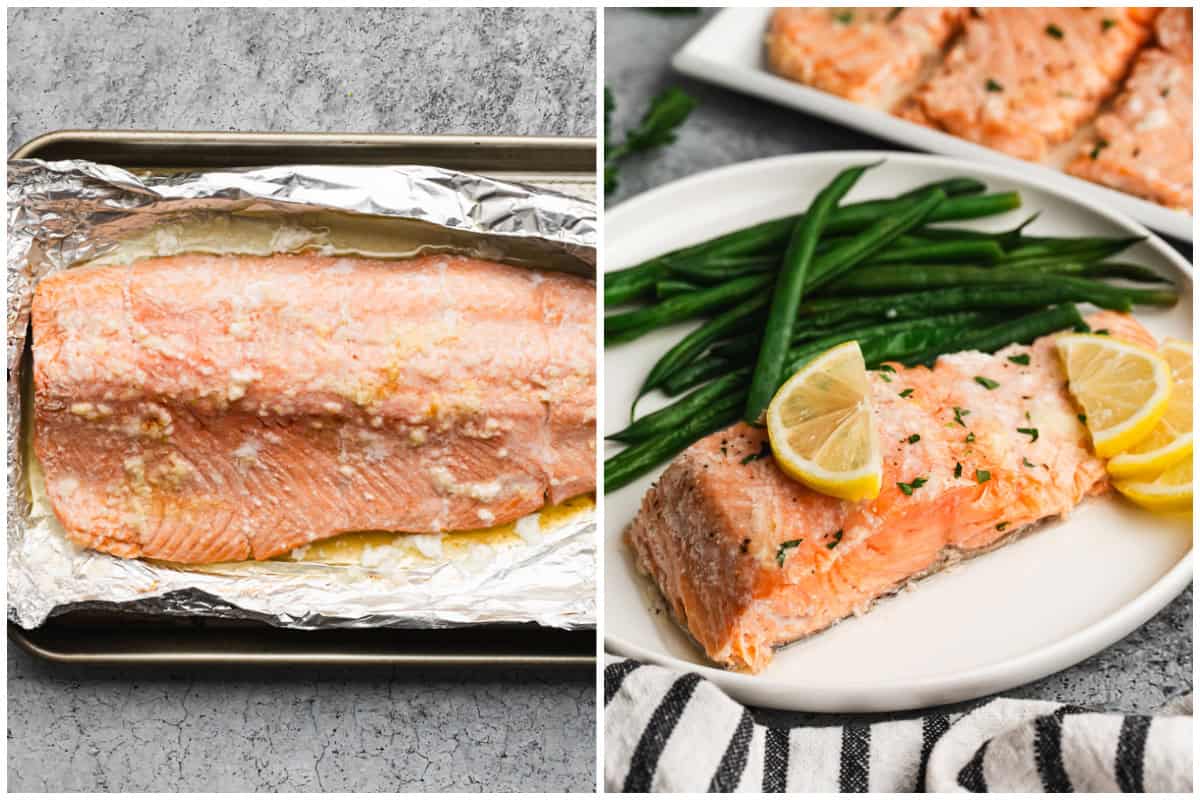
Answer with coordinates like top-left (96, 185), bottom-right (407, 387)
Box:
top-left (7, 158), bottom-right (596, 630)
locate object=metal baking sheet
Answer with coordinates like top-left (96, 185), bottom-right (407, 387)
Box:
top-left (8, 129), bottom-right (597, 667)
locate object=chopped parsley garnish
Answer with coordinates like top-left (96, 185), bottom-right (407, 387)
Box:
top-left (1023, 457), bottom-right (1036, 468)
top-left (879, 372), bottom-right (892, 383)
top-left (879, 365), bottom-right (896, 372)
top-left (1094, 328), bottom-right (1110, 335)
top-left (776, 539), bottom-right (802, 567)
top-left (1078, 413), bottom-right (1087, 424)
top-left (976, 469), bottom-right (991, 483)
top-left (975, 376), bottom-right (1000, 390)
top-left (827, 530), bottom-right (844, 549)
top-left (1161, 86), bottom-right (1171, 98)
top-left (885, 7), bottom-right (902, 22)
top-left (908, 433), bottom-right (921, 444)
top-left (832, 10), bottom-right (854, 24)
top-left (1017, 427), bottom-right (1039, 442)
top-left (996, 521), bottom-right (1009, 531)
top-left (897, 476), bottom-right (928, 496)
top-left (740, 538), bottom-right (750, 554)
top-left (954, 462), bottom-right (963, 479)
top-left (953, 406), bottom-right (970, 427)
top-left (985, 78), bottom-right (1004, 93)
top-left (1045, 23), bottom-right (1064, 39)
top-left (965, 431), bottom-right (976, 443)
top-left (1102, 17), bottom-right (1116, 31)
top-left (1090, 139), bottom-right (1109, 160)
top-left (741, 441), bottom-right (771, 465)
top-left (899, 388), bottom-right (914, 398)
top-left (1008, 353), bottom-right (1031, 366)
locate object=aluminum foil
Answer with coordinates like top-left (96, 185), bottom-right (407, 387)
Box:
top-left (8, 158), bottom-right (596, 630)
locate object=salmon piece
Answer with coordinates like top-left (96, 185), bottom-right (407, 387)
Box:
top-left (1067, 9), bottom-right (1193, 210)
top-left (33, 253), bottom-right (595, 563)
top-left (902, 9), bottom-right (1158, 161)
top-left (765, 7), bottom-right (966, 109)
top-left (626, 312), bottom-right (1149, 673)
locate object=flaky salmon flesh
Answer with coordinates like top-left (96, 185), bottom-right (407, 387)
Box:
top-left (901, 8), bottom-right (1156, 162)
top-left (765, 8), bottom-right (965, 109)
top-left (626, 312), bottom-right (1152, 673)
top-left (1066, 8), bottom-right (1193, 210)
top-left (33, 253), bottom-right (595, 563)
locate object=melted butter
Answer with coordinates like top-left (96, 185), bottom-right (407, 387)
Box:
top-left (288, 493), bottom-right (595, 564)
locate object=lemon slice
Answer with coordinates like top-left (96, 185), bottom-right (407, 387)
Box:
top-left (1108, 338), bottom-right (1193, 478)
top-left (765, 340), bottom-right (881, 501)
top-left (1114, 455), bottom-right (1193, 513)
top-left (1057, 334), bottom-right (1172, 458)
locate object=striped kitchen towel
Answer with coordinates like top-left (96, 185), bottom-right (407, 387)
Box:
top-left (605, 659), bottom-right (1193, 793)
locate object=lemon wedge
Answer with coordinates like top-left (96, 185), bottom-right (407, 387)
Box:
top-left (765, 340), bottom-right (881, 501)
top-left (1056, 334), bottom-right (1172, 458)
top-left (1114, 455), bottom-right (1193, 513)
top-left (1107, 338), bottom-right (1193, 478)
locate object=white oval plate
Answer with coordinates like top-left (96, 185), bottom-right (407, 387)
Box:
top-left (604, 152), bottom-right (1193, 712)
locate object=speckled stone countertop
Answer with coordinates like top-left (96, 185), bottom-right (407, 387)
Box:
top-left (604, 8), bottom-right (1191, 725)
top-left (7, 7), bottom-right (595, 793)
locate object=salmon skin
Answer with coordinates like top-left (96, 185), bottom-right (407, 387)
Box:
top-left (899, 8), bottom-right (1158, 161)
top-left (626, 312), bottom-right (1151, 673)
top-left (765, 8), bottom-right (965, 110)
top-left (33, 253), bottom-right (595, 564)
top-left (1066, 9), bottom-right (1193, 210)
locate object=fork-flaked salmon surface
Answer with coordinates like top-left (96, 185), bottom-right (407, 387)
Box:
top-left (33, 253), bottom-right (595, 563)
top-left (765, 7), bottom-right (966, 109)
top-left (900, 8), bottom-right (1158, 162)
top-left (626, 312), bottom-right (1151, 673)
top-left (1066, 8), bottom-right (1193, 210)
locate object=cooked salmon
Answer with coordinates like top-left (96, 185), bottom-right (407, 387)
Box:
top-left (765, 7), bottom-right (966, 109)
top-left (900, 9), bottom-right (1158, 161)
top-left (33, 253), bottom-right (595, 563)
top-left (626, 312), bottom-right (1150, 673)
top-left (1066, 9), bottom-right (1193, 210)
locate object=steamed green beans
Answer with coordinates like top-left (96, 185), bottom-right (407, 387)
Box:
top-left (745, 163), bottom-right (874, 424)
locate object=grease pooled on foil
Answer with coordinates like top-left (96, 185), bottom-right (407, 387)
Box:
top-left (7, 158), bottom-right (596, 630)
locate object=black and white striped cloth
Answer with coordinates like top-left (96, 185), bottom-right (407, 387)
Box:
top-left (605, 659), bottom-right (1193, 793)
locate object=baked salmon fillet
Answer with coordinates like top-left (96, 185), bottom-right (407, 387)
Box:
top-left (899, 8), bottom-right (1158, 162)
top-left (765, 7), bottom-right (966, 109)
top-left (626, 312), bottom-right (1151, 673)
top-left (33, 253), bottom-right (595, 563)
top-left (1066, 8), bottom-right (1193, 210)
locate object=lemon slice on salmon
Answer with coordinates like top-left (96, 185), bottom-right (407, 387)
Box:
top-left (1056, 334), bottom-right (1172, 458)
top-left (1114, 455), bottom-right (1193, 513)
top-left (1107, 338), bottom-right (1193, 478)
top-left (765, 340), bottom-right (881, 501)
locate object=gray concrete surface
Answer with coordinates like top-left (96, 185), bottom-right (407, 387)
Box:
top-left (605, 7), bottom-right (1192, 725)
top-left (8, 7), bottom-right (595, 793)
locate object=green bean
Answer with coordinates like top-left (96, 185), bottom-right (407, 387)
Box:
top-left (664, 253), bottom-right (781, 283)
top-left (605, 183), bottom-right (1007, 305)
top-left (819, 265), bottom-right (1179, 308)
top-left (745, 163), bottom-right (874, 424)
top-left (869, 239), bottom-right (1004, 265)
top-left (604, 394), bottom-right (744, 493)
top-left (806, 188), bottom-right (947, 291)
top-left (914, 213), bottom-right (1041, 249)
top-left (793, 284), bottom-right (1076, 329)
top-left (1000, 236), bottom-right (1144, 265)
top-left (655, 279), bottom-right (703, 299)
top-left (1001, 261), bottom-right (1171, 283)
top-left (637, 293), bottom-right (768, 406)
top-left (903, 304), bottom-right (1086, 366)
top-left (609, 371), bottom-right (748, 444)
top-left (604, 273), bottom-right (772, 344)
top-left (661, 353), bottom-right (737, 396)
top-left (711, 318), bottom-right (882, 361)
